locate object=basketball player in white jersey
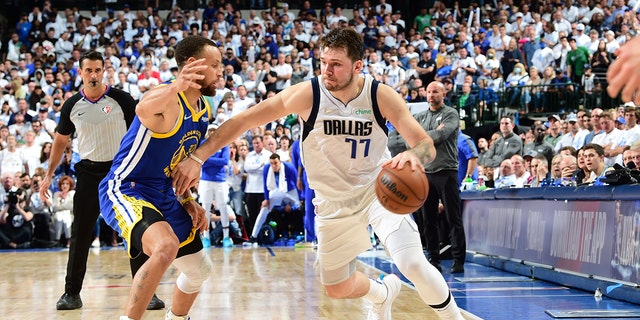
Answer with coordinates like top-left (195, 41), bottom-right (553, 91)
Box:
top-left (173, 28), bottom-right (464, 320)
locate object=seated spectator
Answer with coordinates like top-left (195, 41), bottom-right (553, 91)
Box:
top-left (592, 111), bottom-right (625, 167)
top-left (510, 154), bottom-right (531, 187)
top-left (555, 154), bottom-right (578, 186)
top-left (209, 203), bottom-right (243, 246)
top-left (582, 143), bottom-right (613, 186)
top-left (249, 153), bottom-right (301, 242)
top-left (528, 154), bottom-right (549, 187)
top-left (573, 148), bottom-right (590, 185)
top-left (622, 141), bottom-right (640, 169)
top-left (495, 159), bottom-right (516, 188)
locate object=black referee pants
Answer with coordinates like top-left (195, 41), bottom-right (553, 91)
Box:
top-left (419, 170), bottom-right (466, 264)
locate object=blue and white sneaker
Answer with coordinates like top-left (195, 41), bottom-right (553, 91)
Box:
top-left (222, 237), bottom-right (233, 248)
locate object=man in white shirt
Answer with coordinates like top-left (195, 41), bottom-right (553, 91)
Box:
top-left (510, 154), bottom-right (531, 188)
top-left (573, 23), bottom-right (590, 47)
top-left (451, 46), bottom-right (477, 90)
top-left (272, 53), bottom-right (293, 92)
top-left (243, 135), bottom-right (272, 238)
top-left (592, 111), bottom-right (625, 166)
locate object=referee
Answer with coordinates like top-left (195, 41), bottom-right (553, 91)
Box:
top-left (39, 51), bottom-right (164, 311)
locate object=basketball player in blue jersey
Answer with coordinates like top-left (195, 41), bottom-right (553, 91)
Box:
top-left (174, 29), bottom-right (464, 320)
top-left (98, 35), bottom-right (223, 320)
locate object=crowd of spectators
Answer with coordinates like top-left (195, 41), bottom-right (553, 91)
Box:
top-left (0, 0), bottom-right (639, 248)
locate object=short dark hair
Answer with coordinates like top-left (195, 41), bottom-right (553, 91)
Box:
top-left (318, 28), bottom-right (364, 63)
top-left (582, 143), bottom-right (604, 156)
top-left (79, 51), bottom-right (104, 69)
top-left (174, 35), bottom-right (216, 69)
top-left (269, 153), bottom-right (281, 160)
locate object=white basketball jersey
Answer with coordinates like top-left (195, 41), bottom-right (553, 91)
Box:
top-left (301, 74), bottom-right (391, 200)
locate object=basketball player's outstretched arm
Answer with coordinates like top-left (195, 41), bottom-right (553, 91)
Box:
top-left (136, 58), bottom-right (209, 133)
top-left (377, 84), bottom-right (436, 171)
top-left (172, 81), bottom-right (314, 195)
top-left (608, 36), bottom-right (640, 104)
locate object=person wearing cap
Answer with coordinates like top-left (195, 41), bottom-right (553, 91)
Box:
top-left (566, 36), bottom-right (590, 86)
top-left (548, 67), bottom-right (574, 112)
top-left (384, 55), bottom-right (406, 91)
top-left (555, 114), bottom-right (589, 153)
top-left (604, 30), bottom-right (620, 54)
top-left (573, 23), bottom-right (590, 47)
top-left (524, 123), bottom-right (555, 166)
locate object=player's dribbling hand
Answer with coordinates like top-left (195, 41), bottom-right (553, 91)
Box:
top-left (608, 36), bottom-right (640, 105)
top-left (183, 200), bottom-right (208, 232)
top-left (383, 150), bottom-right (425, 172)
top-left (173, 58), bottom-right (208, 93)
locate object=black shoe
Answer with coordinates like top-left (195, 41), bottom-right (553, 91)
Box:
top-left (429, 259), bottom-right (442, 272)
top-left (146, 294), bottom-right (165, 310)
top-left (450, 261), bottom-right (465, 273)
top-left (56, 293), bottom-right (82, 310)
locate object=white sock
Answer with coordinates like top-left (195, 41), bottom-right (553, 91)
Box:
top-left (430, 292), bottom-right (465, 320)
top-left (165, 309), bottom-right (190, 320)
top-left (222, 226), bottom-right (230, 239)
top-left (363, 277), bottom-right (388, 304)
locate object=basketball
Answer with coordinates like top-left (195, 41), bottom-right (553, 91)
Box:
top-left (375, 163), bottom-right (429, 214)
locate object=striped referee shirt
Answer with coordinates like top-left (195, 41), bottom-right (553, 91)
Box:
top-left (56, 86), bottom-right (136, 162)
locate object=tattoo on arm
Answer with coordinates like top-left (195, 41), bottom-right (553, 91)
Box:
top-left (410, 138), bottom-right (436, 165)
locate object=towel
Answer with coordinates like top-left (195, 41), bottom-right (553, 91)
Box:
top-left (266, 166), bottom-right (288, 193)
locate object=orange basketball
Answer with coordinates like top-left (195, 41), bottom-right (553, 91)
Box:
top-left (375, 163), bottom-right (429, 214)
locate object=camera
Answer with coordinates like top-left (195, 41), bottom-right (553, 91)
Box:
top-left (6, 189), bottom-right (23, 206)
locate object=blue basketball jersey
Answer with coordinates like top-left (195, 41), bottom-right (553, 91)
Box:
top-left (99, 91), bottom-right (211, 254)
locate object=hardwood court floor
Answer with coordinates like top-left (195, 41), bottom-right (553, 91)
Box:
top-left (0, 246), bottom-right (476, 320)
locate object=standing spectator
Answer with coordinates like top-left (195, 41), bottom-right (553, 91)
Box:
top-left (415, 81), bottom-right (466, 273)
top-left (52, 175), bottom-right (74, 247)
top-left (272, 53), bottom-right (293, 92)
top-left (227, 140), bottom-right (246, 234)
top-left (38, 51), bottom-right (163, 311)
top-left (0, 135), bottom-right (29, 176)
top-left (458, 131), bottom-right (478, 184)
top-left (501, 38), bottom-right (523, 81)
top-left (198, 123), bottom-right (231, 248)
top-left (566, 38), bottom-right (590, 86)
top-left (243, 135), bottom-right (272, 238)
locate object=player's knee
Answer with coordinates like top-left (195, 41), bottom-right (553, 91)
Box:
top-left (151, 238), bottom-right (180, 266)
top-left (176, 254), bottom-right (213, 294)
top-left (393, 248), bottom-right (428, 279)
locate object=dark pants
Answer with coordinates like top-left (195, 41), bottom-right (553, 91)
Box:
top-left (65, 160), bottom-right (150, 294)
top-left (419, 170), bottom-right (466, 264)
top-left (244, 192), bottom-right (264, 238)
top-left (64, 160), bottom-right (111, 294)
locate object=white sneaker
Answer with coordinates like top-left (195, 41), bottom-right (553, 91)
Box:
top-left (91, 239), bottom-right (100, 248)
top-left (367, 274), bottom-right (402, 320)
